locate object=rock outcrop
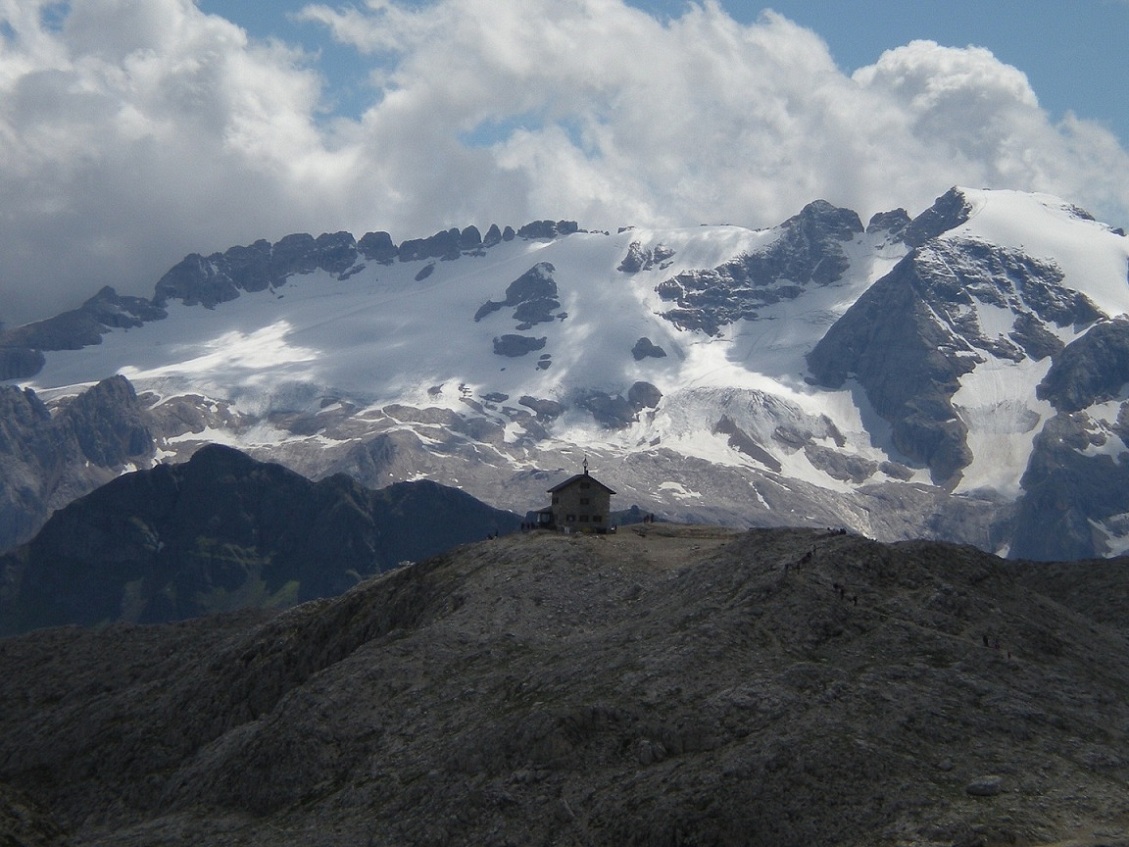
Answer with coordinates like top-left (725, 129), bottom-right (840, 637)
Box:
top-left (475, 263), bottom-right (563, 329)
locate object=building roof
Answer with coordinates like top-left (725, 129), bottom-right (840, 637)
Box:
top-left (547, 472), bottom-right (616, 495)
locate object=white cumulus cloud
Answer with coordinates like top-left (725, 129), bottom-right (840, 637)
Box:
top-left (1, 0), bottom-right (1127, 328)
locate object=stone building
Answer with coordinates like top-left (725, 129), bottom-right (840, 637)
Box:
top-left (538, 460), bottom-right (615, 532)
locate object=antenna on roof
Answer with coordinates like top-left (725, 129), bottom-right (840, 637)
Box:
top-left (583, 456), bottom-right (589, 476)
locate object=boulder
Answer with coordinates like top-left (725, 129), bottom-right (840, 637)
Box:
top-left (965, 776), bottom-right (1004, 797)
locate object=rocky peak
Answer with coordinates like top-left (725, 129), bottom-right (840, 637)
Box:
top-left (655, 201), bottom-right (864, 335)
top-left (781, 199), bottom-right (864, 244)
top-left (458, 225), bottom-right (483, 251)
top-left (1010, 407), bottom-right (1129, 560)
top-left (0, 286), bottom-right (166, 366)
top-left (222, 239), bottom-right (273, 291)
top-left (55, 375), bottom-right (154, 468)
top-left (357, 231), bottom-right (397, 263)
top-left (903, 186), bottom-right (973, 247)
top-left (398, 228), bottom-right (462, 262)
top-left (482, 223), bottom-right (504, 247)
top-left (312, 231), bottom-right (359, 275)
top-left (866, 208), bottom-right (911, 241)
top-left (270, 233), bottom-right (321, 281)
top-left (807, 253), bottom-right (977, 485)
top-left (154, 253), bottom-right (240, 308)
top-left (808, 230), bottom-right (1107, 487)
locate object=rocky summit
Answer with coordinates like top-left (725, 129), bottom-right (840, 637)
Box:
top-left (2, 525), bottom-right (1129, 846)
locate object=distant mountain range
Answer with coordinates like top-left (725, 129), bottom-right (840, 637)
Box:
top-left (3, 187), bottom-right (1129, 560)
top-left (0, 443), bottom-right (519, 635)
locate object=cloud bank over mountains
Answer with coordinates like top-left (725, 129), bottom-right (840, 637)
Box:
top-left (2, 0), bottom-right (1128, 327)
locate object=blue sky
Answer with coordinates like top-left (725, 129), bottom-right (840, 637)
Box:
top-left (199, 0), bottom-right (1129, 146)
top-left (2, 0), bottom-right (1129, 326)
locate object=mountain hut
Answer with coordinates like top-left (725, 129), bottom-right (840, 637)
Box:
top-left (537, 460), bottom-right (616, 532)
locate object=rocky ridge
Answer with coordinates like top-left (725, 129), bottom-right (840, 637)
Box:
top-left (0, 444), bottom-right (520, 635)
top-left (654, 200), bottom-right (866, 335)
top-left (2, 525), bottom-right (1129, 846)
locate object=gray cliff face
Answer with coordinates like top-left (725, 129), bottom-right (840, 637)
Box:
top-left (1038, 316), bottom-right (1129, 412)
top-left (807, 252), bottom-right (976, 485)
top-left (0, 347), bottom-right (44, 381)
top-left (1010, 410), bottom-right (1129, 560)
top-left (808, 231), bottom-right (1104, 486)
top-left (865, 208), bottom-right (911, 241)
top-left (655, 200), bottom-right (863, 335)
top-left (1004, 317), bottom-right (1129, 559)
top-left (0, 376), bottom-right (155, 552)
top-left (3, 526), bottom-right (1129, 846)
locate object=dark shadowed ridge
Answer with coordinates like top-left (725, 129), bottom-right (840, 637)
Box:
top-left (2, 524), bottom-right (1129, 846)
top-left (0, 443), bottom-right (520, 635)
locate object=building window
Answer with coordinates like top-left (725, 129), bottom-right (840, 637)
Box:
top-left (593, 515), bottom-right (603, 523)
top-left (566, 514), bottom-right (576, 522)
top-left (579, 497), bottom-right (590, 505)
top-left (579, 515), bottom-right (589, 522)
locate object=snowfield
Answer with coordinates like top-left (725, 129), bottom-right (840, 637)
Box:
top-left (9, 187), bottom-right (1129, 557)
